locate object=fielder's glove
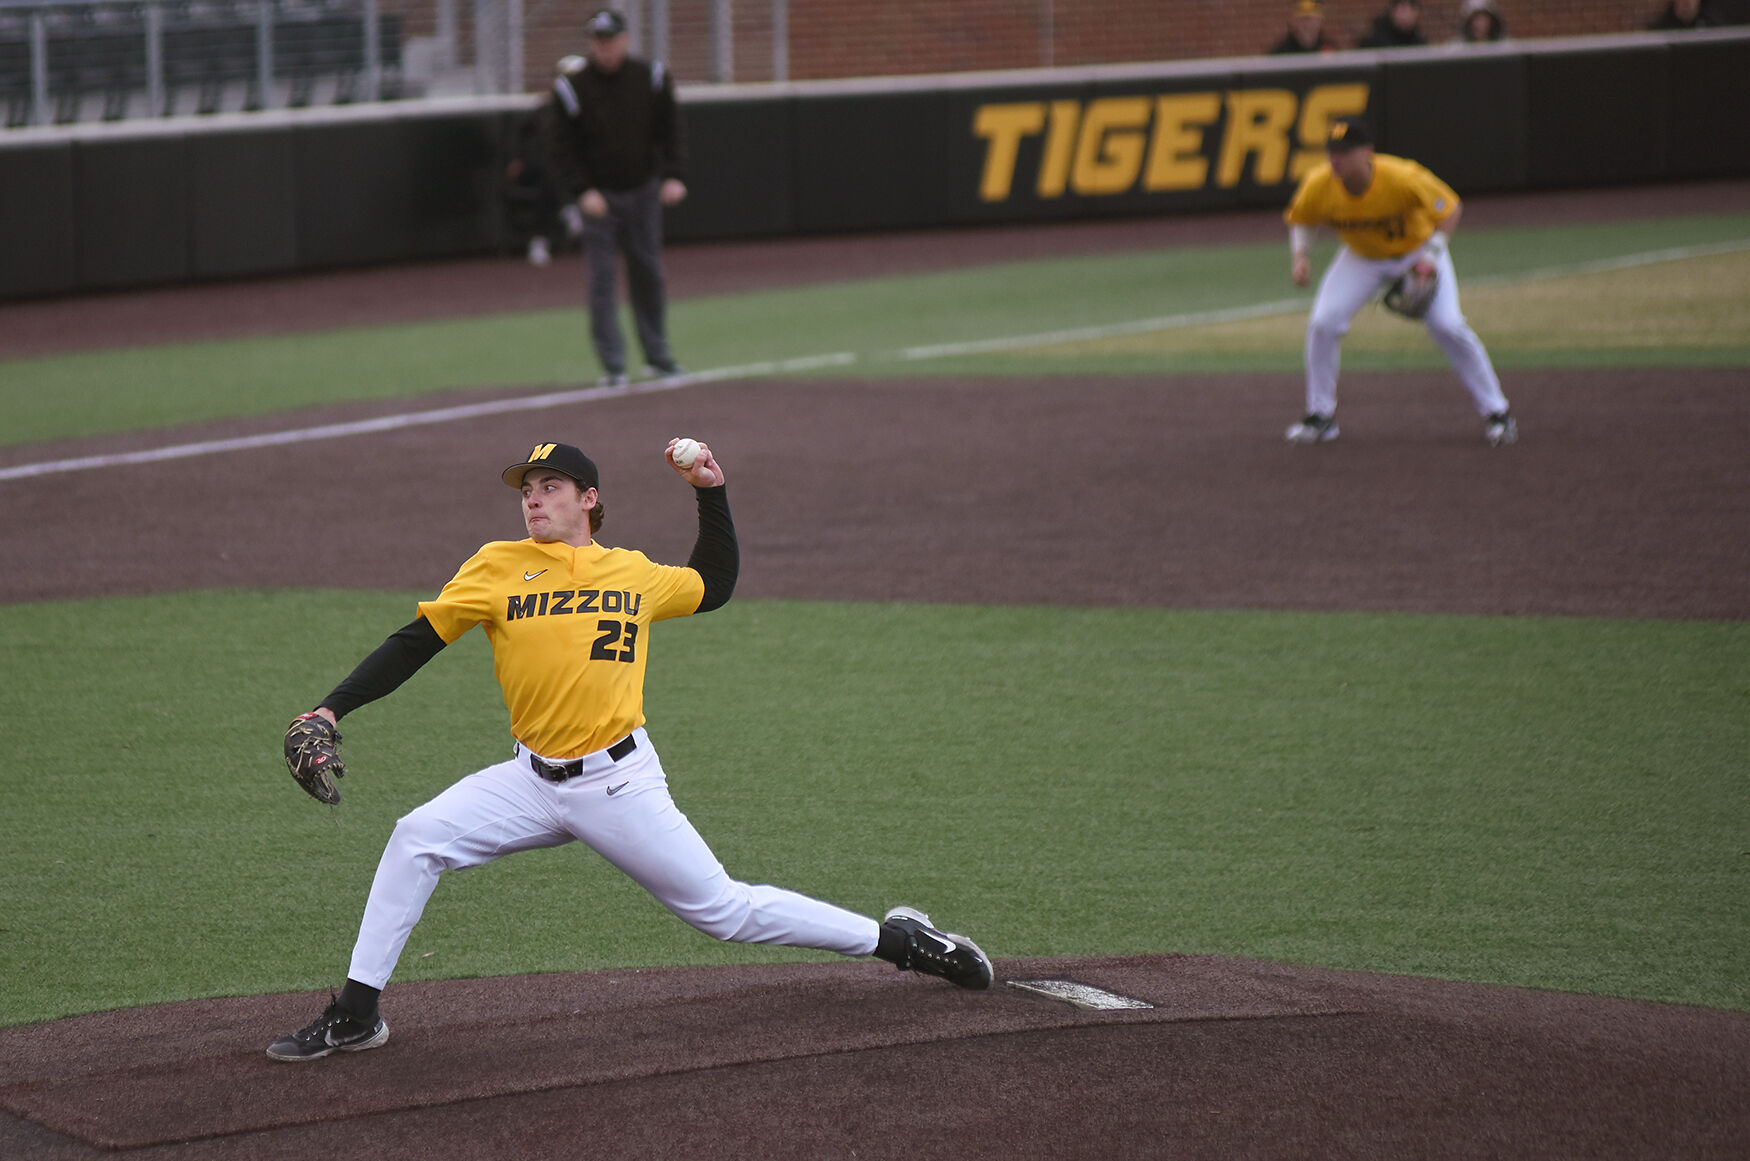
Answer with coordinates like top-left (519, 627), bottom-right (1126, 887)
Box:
top-left (1383, 259), bottom-right (1438, 320)
top-left (284, 712), bottom-right (346, 805)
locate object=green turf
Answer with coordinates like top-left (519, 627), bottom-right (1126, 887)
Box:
top-left (2, 211), bottom-right (1746, 447)
top-left (2, 591), bottom-right (1745, 1027)
top-left (3, 207), bottom-right (1746, 1030)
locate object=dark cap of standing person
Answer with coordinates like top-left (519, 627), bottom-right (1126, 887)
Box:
top-left (587, 9), bottom-right (627, 38)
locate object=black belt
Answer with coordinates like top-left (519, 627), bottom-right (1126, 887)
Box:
top-left (528, 735), bottom-right (637, 783)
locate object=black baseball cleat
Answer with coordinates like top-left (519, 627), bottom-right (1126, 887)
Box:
top-left (266, 997), bottom-right (389, 1061)
top-left (1285, 413), bottom-right (1339, 444)
top-left (881, 906), bottom-right (994, 990)
top-left (1484, 411), bottom-right (1518, 447)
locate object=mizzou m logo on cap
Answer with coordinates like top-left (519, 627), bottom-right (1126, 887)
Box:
top-left (502, 441), bottom-right (600, 490)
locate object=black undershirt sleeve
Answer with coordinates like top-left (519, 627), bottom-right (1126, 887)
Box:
top-left (318, 616), bottom-right (447, 720)
top-left (687, 485), bottom-right (739, 614)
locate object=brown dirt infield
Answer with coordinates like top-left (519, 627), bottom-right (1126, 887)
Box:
top-left (2, 181), bottom-right (1748, 1158)
top-left (4, 957), bottom-right (1747, 1159)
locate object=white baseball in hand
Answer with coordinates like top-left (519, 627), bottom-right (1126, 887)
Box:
top-left (670, 438), bottom-right (701, 469)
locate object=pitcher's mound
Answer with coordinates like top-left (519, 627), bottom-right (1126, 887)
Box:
top-left (3, 954), bottom-right (1747, 1159)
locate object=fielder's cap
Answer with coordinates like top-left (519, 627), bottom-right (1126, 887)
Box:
top-left (1325, 116), bottom-right (1373, 152)
top-left (502, 442), bottom-right (600, 489)
top-left (586, 8), bottom-right (626, 37)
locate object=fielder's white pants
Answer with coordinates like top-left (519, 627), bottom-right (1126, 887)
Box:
top-left (1304, 245), bottom-right (1508, 419)
top-left (347, 727), bottom-right (881, 989)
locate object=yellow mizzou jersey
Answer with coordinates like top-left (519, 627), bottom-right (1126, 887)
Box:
top-left (417, 538), bottom-right (705, 759)
top-left (1284, 153), bottom-right (1460, 260)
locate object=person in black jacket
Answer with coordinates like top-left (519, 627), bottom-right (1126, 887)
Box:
top-left (546, 9), bottom-right (688, 387)
top-left (1360, 0), bottom-right (1428, 47)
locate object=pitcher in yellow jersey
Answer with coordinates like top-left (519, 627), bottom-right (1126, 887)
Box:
top-left (1283, 117), bottom-right (1516, 447)
top-left (266, 438), bottom-right (993, 1062)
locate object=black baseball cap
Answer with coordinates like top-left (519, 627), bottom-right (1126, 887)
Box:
top-left (586, 8), bottom-right (626, 37)
top-left (502, 442), bottom-right (600, 489)
top-left (1325, 117), bottom-right (1373, 153)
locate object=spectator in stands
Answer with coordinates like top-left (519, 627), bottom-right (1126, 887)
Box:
top-left (545, 8), bottom-right (689, 386)
top-left (1270, 0), bottom-right (1339, 54)
top-left (1454, 0), bottom-right (1508, 42)
top-left (1648, 0), bottom-right (1717, 29)
top-left (1360, 0), bottom-right (1428, 47)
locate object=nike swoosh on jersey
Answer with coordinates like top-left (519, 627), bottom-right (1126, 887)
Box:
top-left (606, 782), bottom-right (630, 796)
top-left (524, 570), bottom-right (548, 581)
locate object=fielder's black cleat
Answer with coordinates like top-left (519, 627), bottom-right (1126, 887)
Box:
top-left (266, 996), bottom-right (389, 1061)
top-left (880, 906), bottom-right (994, 990)
top-left (1484, 411), bottom-right (1518, 447)
top-left (1285, 413), bottom-right (1339, 444)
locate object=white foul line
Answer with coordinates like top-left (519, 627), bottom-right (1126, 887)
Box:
top-left (895, 237), bottom-right (1750, 361)
top-left (3, 238), bottom-right (1745, 483)
top-left (0, 352), bottom-right (855, 482)
top-left (897, 298), bottom-right (1312, 360)
top-left (1464, 238), bottom-right (1750, 287)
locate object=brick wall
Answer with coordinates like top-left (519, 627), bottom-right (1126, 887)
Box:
top-left (522, 0), bottom-right (1715, 90)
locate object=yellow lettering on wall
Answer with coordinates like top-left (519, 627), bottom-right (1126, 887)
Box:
top-left (972, 81), bottom-right (1373, 202)
top-left (1037, 100), bottom-right (1082, 198)
top-left (1071, 96), bottom-right (1152, 195)
top-left (972, 103), bottom-right (1047, 202)
top-left (1294, 83), bottom-right (1371, 179)
top-left (1215, 89), bottom-right (1299, 188)
top-left (1144, 92), bottom-right (1221, 190)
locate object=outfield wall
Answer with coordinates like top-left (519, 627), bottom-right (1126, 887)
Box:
top-left (2, 29), bottom-right (1747, 300)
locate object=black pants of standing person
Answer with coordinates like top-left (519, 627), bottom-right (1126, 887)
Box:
top-left (583, 176), bottom-right (677, 378)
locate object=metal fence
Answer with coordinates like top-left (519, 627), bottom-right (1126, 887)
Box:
top-left (6, 0), bottom-right (1033, 128)
top-left (7, 0), bottom-right (1728, 130)
top-left (0, 0), bottom-right (814, 129)
top-left (0, 0), bottom-right (517, 127)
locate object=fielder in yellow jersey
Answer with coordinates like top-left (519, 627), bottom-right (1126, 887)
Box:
top-left (1282, 116), bottom-right (1516, 447)
top-left (267, 439), bottom-right (993, 1063)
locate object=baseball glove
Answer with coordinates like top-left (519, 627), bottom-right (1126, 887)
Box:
top-left (284, 712), bottom-right (346, 805)
top-left (1383, 260), bottom-right (1438, 320)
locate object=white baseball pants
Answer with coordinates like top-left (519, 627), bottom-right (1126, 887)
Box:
top-left (1304, 245), bottom-right (1508, 419)
top-left (346, 727), bottom-right (881, 989)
